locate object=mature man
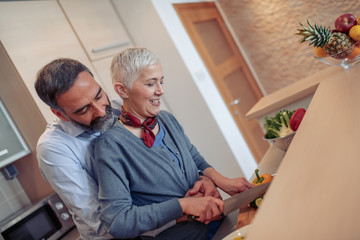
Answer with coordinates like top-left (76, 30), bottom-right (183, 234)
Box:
top-left (34, 58), bottom-right (221, 240)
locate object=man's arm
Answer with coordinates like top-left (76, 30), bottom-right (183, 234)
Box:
top-left (37, 140), bottom-right (110, 239)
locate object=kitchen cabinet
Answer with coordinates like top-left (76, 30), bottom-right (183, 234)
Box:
top-left (59, 0), bottom-right (132, 61)
top-left (92, 57), bottom-right (118, 100)
top-left (0, 1), bottom-right (104, 123)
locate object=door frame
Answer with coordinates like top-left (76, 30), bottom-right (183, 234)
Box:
top-left (151, 0), bottom-right (258, 178)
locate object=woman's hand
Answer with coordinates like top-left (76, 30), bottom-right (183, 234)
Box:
top-left (178, 196), bottom-right (224, 224)
top-left (219, 177), bottom-right (254, 196)
top-left (185, 175), bottom-right (222, 199)
top-left (203, 167), bottom-right (254, 196)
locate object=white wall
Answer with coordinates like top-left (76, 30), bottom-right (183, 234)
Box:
top-left (112, 0), bottom-right (257, 179)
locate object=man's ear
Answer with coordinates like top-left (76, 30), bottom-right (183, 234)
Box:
top-left (51, 108), bottom-right (69, 122)
top-left (114, 82), bottom-right (129, 98)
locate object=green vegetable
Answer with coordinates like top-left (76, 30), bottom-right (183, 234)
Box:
top-left (249, 196), bottom-right (263, 208)
top-left (264, 110), bottom-right (295, 139)
top-left (254, 169), bottom-right (264, 184)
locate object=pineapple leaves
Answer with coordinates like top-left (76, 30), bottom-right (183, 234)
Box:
top-left (295, 20), bottom-right (332, 47)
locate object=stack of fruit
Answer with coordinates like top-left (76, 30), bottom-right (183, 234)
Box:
top-left (296, 14), bottom-right (360, 60)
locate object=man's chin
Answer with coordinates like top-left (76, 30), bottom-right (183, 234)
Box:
top-left (70, 113), bottom-right (115, 132)
top-left (91, 115), bottom-right (115, 132)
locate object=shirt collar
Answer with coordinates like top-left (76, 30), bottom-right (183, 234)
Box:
top-left (57, 118), bottom-right (88, 137)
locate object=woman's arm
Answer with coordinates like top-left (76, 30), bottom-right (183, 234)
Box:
top-left (203, 167), bottom-right (254, 196)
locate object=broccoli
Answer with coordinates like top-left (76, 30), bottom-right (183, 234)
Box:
top-left (264, 110), bottom-right (295, 139)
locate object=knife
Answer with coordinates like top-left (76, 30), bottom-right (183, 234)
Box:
top-left (187, 182), bottom-right (271, 221)
top-left (223, 181), bottom-right (271, 215)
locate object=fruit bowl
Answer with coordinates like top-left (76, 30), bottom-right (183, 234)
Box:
top-left (315, 41), bottom-right (360, 69)
top-left (263, 131), bottom-right (296, 151)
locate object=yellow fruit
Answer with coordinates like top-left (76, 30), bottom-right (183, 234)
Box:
top-left (349, 25), bottom-right (360, 42)
top-left (314, 46), bottom-right (328, 58)
top-left (347, 46), bottom-right (360, 59)
top-left (233, 237), bottom-right (243, 240)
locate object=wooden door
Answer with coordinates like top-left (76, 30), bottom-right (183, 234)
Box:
top-left (174, 2), bottom-right (269, 162)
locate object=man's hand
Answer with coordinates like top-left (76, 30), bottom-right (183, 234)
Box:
top-left (186, 175), bottom-right (222, 199)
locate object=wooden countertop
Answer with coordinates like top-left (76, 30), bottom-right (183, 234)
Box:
top-left (246, 66), bottom-right (341, 120)
top-left (246, 64), bottom-right (360, 239)
top-left (212, 145), bottom-right (285, 240)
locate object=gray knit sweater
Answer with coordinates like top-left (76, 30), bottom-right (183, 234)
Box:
top-left (93, 110), bottom-right (212, 238)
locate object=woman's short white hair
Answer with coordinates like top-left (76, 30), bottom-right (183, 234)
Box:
top-left (111, 47), bottom-right (160, 88)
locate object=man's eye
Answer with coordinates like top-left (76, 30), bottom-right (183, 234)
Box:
top-left (146, 83), bottom-right (154, 87)
top-left (79, 107), bottom-right (89, 115)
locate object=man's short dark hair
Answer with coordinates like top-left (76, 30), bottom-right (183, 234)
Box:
top-left (35, 58), bottom-right (93, 110)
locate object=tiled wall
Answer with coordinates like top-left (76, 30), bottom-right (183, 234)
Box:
top-left (0, 172), bottom-right (30, 222)
top-left (217, 0), bottom-right (360, 94)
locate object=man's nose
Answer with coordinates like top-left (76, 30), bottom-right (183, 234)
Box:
top-left (92, 102), bottom-right (106, 117)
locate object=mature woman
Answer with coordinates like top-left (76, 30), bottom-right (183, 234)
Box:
top-left (93, 47), bottom-right (253, 240)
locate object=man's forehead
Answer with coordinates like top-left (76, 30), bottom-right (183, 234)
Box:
top-left (56, 72), bottom-right (102, 110)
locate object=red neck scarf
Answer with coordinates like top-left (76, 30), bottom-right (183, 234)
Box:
top-left (119, 106), bottom-right (158, 148)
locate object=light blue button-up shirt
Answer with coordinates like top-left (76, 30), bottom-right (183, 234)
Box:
top-left (36, 100), bottom-right (121, 240)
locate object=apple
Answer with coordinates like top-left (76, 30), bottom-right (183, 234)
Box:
top-left (335, 14), bottom-right (357, 33)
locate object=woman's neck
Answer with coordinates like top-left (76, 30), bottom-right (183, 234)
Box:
top-left (122, 105), bottom-right (146, 123)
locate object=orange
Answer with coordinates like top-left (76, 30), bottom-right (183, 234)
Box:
top-left (314, 46), bottom-right (328, 58)
top-left (349, 25), bottom-right (360, 41)
top-left (357, 17), bottom-right (360, 25)
top-left (347, 46), bottom-right (360, 59)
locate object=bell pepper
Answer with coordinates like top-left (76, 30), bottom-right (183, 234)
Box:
top-left (252, 169), bottom-right (273, 185)
top-left (289, 108), bottom-right (306, 131)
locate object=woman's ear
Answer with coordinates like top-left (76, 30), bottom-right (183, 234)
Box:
top-left (114, 82), bottom-right (129, 98)
top-left (51, 108), bottom-right (69, 122)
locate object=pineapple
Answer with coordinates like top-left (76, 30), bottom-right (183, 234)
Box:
top-left (296, 20), bottom-right (354, 59)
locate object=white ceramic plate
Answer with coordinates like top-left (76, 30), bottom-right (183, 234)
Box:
top-left (223, 224), bottom-right (251, 240)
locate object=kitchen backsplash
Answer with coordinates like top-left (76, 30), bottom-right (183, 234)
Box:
top-left (217, 0), bottom-right (360, 94)
top-left (0, 172), bottom-right (30, 222)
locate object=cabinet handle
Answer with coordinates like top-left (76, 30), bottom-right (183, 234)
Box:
top-left (0, 149), bottom-right (9, 157)
top-left (92, 41), bottom-right (131, 53)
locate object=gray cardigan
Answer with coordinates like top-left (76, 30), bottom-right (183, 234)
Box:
top-left (93, 110), bottom-right (212, 238)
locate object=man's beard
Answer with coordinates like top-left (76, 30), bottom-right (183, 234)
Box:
top-left (69, 104), bottom-right (115, 132)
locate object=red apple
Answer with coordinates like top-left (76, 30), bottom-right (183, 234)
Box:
top-left (335, 14), bottom-right (357, 33)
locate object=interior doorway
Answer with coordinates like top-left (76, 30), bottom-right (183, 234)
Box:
top-left (174, 2), bottom-right (269, 162)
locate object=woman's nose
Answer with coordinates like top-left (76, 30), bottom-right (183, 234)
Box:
top-left (155, 83), bottom-right (164, 95)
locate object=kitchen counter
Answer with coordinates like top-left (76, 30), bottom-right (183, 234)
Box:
top-left (213, 145), bottom-right (285, 239)
top-left (245, 66), bottom-right (340, 120)
top-left (245, 64), bottom-right (360, 239)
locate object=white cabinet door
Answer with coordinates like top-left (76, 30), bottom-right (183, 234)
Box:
top-left (0, 1), bottom-right (101, 123)
top-left (92, 56), bottom-right (119, 100)
top-left (59, 0), bottom-right (132, 61)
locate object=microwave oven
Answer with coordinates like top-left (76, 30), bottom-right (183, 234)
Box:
top-left (0, 193), bottom-right (75, 240)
